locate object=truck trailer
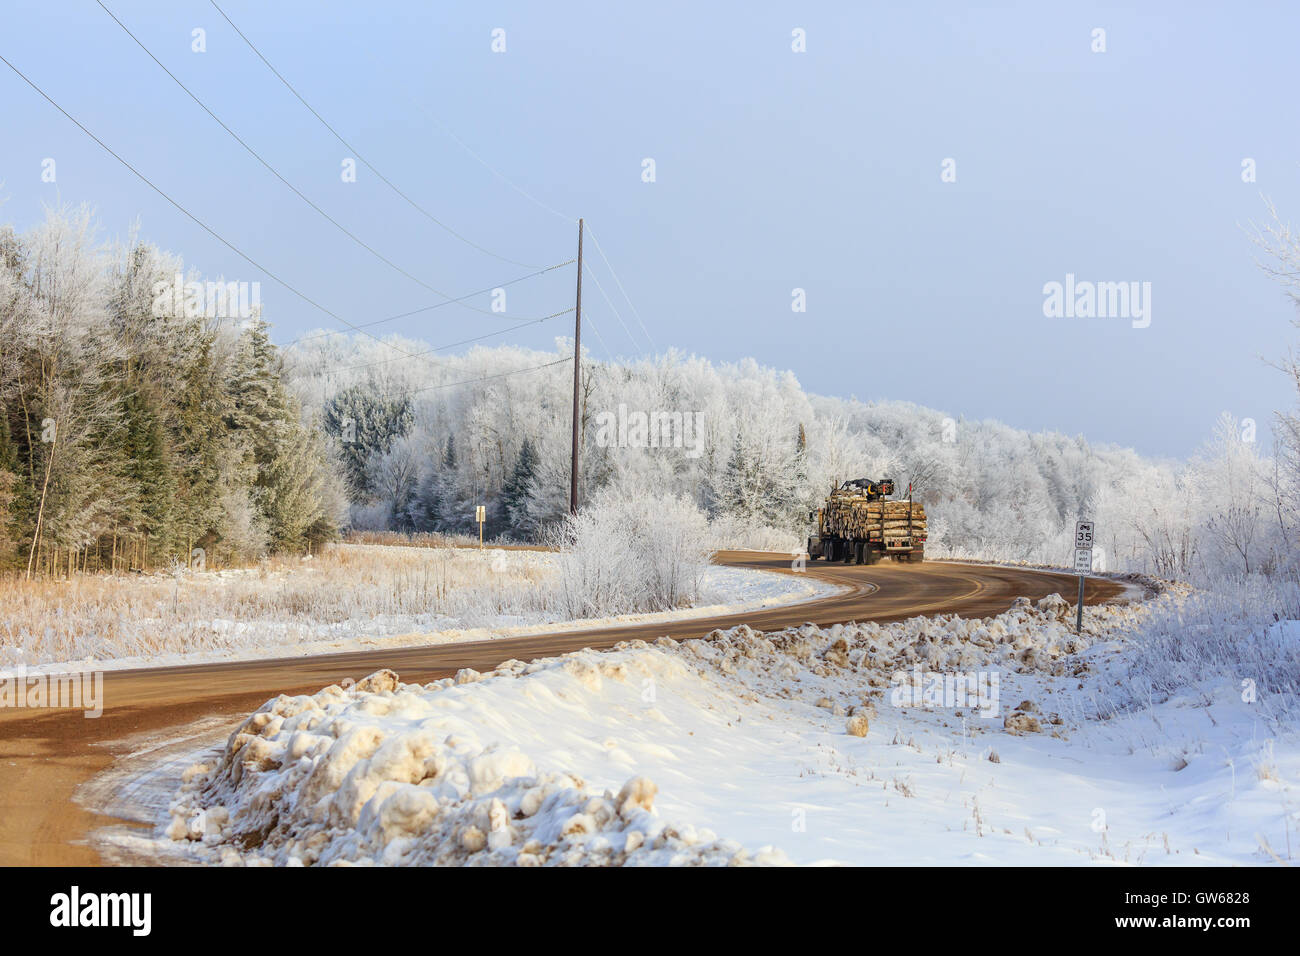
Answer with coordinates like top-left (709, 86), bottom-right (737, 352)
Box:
top-left (806, 478), bottom-right (927, 564)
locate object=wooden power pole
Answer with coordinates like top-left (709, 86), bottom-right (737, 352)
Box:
top-left (569, 218), bottom-right (583, 514)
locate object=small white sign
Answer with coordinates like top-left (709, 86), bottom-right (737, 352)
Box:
top-left (1074, 548), bottom-right (1093, 573)
top-left (1075, 520), bottom-right (1095, 550)
top-left (475, 505), bottom-right (486, 523)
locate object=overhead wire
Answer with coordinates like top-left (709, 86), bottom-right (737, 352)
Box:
top-left (583, 260), bottom-right (642, 354)
top-left (206, 0), bottom-right (544, 269)
top-left (405, 97), bottom-right (577, 227)
top-left (96, 0), bottom-right (523, 319)
top-left (10, 7), bottom-right (645, 394)
top-left (407, 356), bottom-right (572, 395)
top-left (305, 307), bottom-right (574, 377)
top-left (584, 222), bottom-right (656, 354)
top-left (0, 49), bottom-right (568, 391)
top-left (285, 258), bottom-right (573, 347)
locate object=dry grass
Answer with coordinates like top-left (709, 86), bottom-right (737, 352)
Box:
top-left (343, 529), bottom-right (487, 549)
top-left (0, 543), bottom-right (557, 667)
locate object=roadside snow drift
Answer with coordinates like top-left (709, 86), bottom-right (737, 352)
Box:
top-left (166, 662), bottom-right (792, 866)
top-left (163, 588), bottom-right (1298, 867)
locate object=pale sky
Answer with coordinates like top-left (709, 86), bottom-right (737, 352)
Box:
top-left (2, 0), bottom-right (1298, 458)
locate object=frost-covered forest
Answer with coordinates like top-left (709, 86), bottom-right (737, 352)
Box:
top-left (0, 205), bottom-right (346, 574)
top-left (288, 335), bottom-right (1296, 584)
top-left (3, 202), bottom-right (1299, 585)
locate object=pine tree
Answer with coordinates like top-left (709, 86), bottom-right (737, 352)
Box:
top-left (0, 212), bottom-right (345, 574)
top-left (433, 433), bottom-right (463, 531)
top-left (226, 319), bottom-right (340, 552)
top-left (501, 437), bottom-right (538, 533)
top-left (119, 383), bottom-right (177, 554)
top-left (322, 384), bottom-right (412, 500)
top-left (0, 414), bottom-right (21, 566)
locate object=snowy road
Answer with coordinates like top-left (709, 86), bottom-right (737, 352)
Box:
top-left (0, 553), bottom-right (1124, 865)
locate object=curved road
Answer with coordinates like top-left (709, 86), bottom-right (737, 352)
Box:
top-left (0, 552), bottom-right (1124, 865)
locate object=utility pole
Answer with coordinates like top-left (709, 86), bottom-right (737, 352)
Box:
top-left (569, 218), bottom-right (583, 514)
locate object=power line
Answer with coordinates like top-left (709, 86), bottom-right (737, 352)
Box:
top-left (412, 100), bottom-right (577, 227)
top-left (0, 50), bottom-right (505, 367)
top-left (582, 310), bottom-right (613, 362)
top-left (333, 61), bottom-right (656, 359)
top-left (219, 4), bottom-right (656, 361)
top-left (285, 258), bottom-right (573, 346)
top-left (302, 307), bottom-right (574, 377)
top-left (96, 0), bottom-right (512, 319)
top-left (585, 222), bottom-right (657, 354)
top-left (407, 356), bottom-right (572, 395)
top-left (1, 60), bottom-right (591, 403)
top-left (206, 0), bottom-right (543, 269)
top-left (583, 260), bottom-right (643, 354)
top-left (201, 6), bottom-right (638, 399)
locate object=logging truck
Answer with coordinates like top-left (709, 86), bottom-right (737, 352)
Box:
top-left (806, 478), bottom-right (927, 564)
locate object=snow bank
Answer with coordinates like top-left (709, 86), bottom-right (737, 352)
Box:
top-left (165, 659), bottom-right (791, 867)
top-left (148, 577), bottom-right (1298, 867)
top-left (162, 591), bottom-right (1216, 867)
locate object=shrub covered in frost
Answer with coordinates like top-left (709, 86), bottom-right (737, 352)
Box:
top-left (1125, 576), bottom-right (1300, 719)
top-left (545, 491), bottom-right (713, 618)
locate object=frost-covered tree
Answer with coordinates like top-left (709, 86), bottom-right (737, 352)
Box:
top-left (1197, 412), bottom-right (1265, 574)
top-left (0, 206), bottom-right (344, 573)
top-left (322, 384), bottom-right (412, 499)
top-left (1253, 198), bottom-right (1300, 571)
top-left (501, 437), bottom-right (539, 533)
top-left (280, 236), bottom-right (1300, 581)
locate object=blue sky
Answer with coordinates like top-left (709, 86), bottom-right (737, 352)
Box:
top-left (2, 0), bottom-right (1297, 458)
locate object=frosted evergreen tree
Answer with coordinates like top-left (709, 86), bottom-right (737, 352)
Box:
top-left (322, 383), bottom-right (412, 499)
top-left (501, 437), bottom-right (538, 534)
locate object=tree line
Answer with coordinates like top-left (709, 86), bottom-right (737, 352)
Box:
top-left (287, 222), bottom-right (1300, 584)
top-left (6, 200), bottom-right (1299, 585)
top-left (0, 205), bottom-right (345, 576)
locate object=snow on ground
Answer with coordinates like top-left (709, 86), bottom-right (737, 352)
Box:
top-left (20, 551), bottom-right (839, 675)
top-left (149, 587), bottom-right (1299, 866)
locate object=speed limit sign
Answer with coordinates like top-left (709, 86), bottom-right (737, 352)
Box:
top-left (1071, 520), bottom-right (1095, 635)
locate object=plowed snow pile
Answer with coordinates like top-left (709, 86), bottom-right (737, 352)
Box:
top-left (162, 586), bottom-right (1299, 867)
top-left (165, 663), bottom-right (790, 866)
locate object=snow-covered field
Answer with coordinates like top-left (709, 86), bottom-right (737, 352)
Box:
top-left (144, 585), bottom-right (1298, 866)
top-left (11, 546), bottom-right (837, 674)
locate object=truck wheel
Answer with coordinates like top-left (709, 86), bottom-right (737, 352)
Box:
top-left (854, 542), bottom-right (866, 565)
top-left (908, 549), bottom-right (925, 563)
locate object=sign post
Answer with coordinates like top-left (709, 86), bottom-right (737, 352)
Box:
top-left (476, 505), bottom-right (486, 550)
top-left (1073, 520), bottom-right (1094, 634)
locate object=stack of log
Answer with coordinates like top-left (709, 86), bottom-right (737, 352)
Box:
top-left (824, 491), bottom-right (927, 543)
